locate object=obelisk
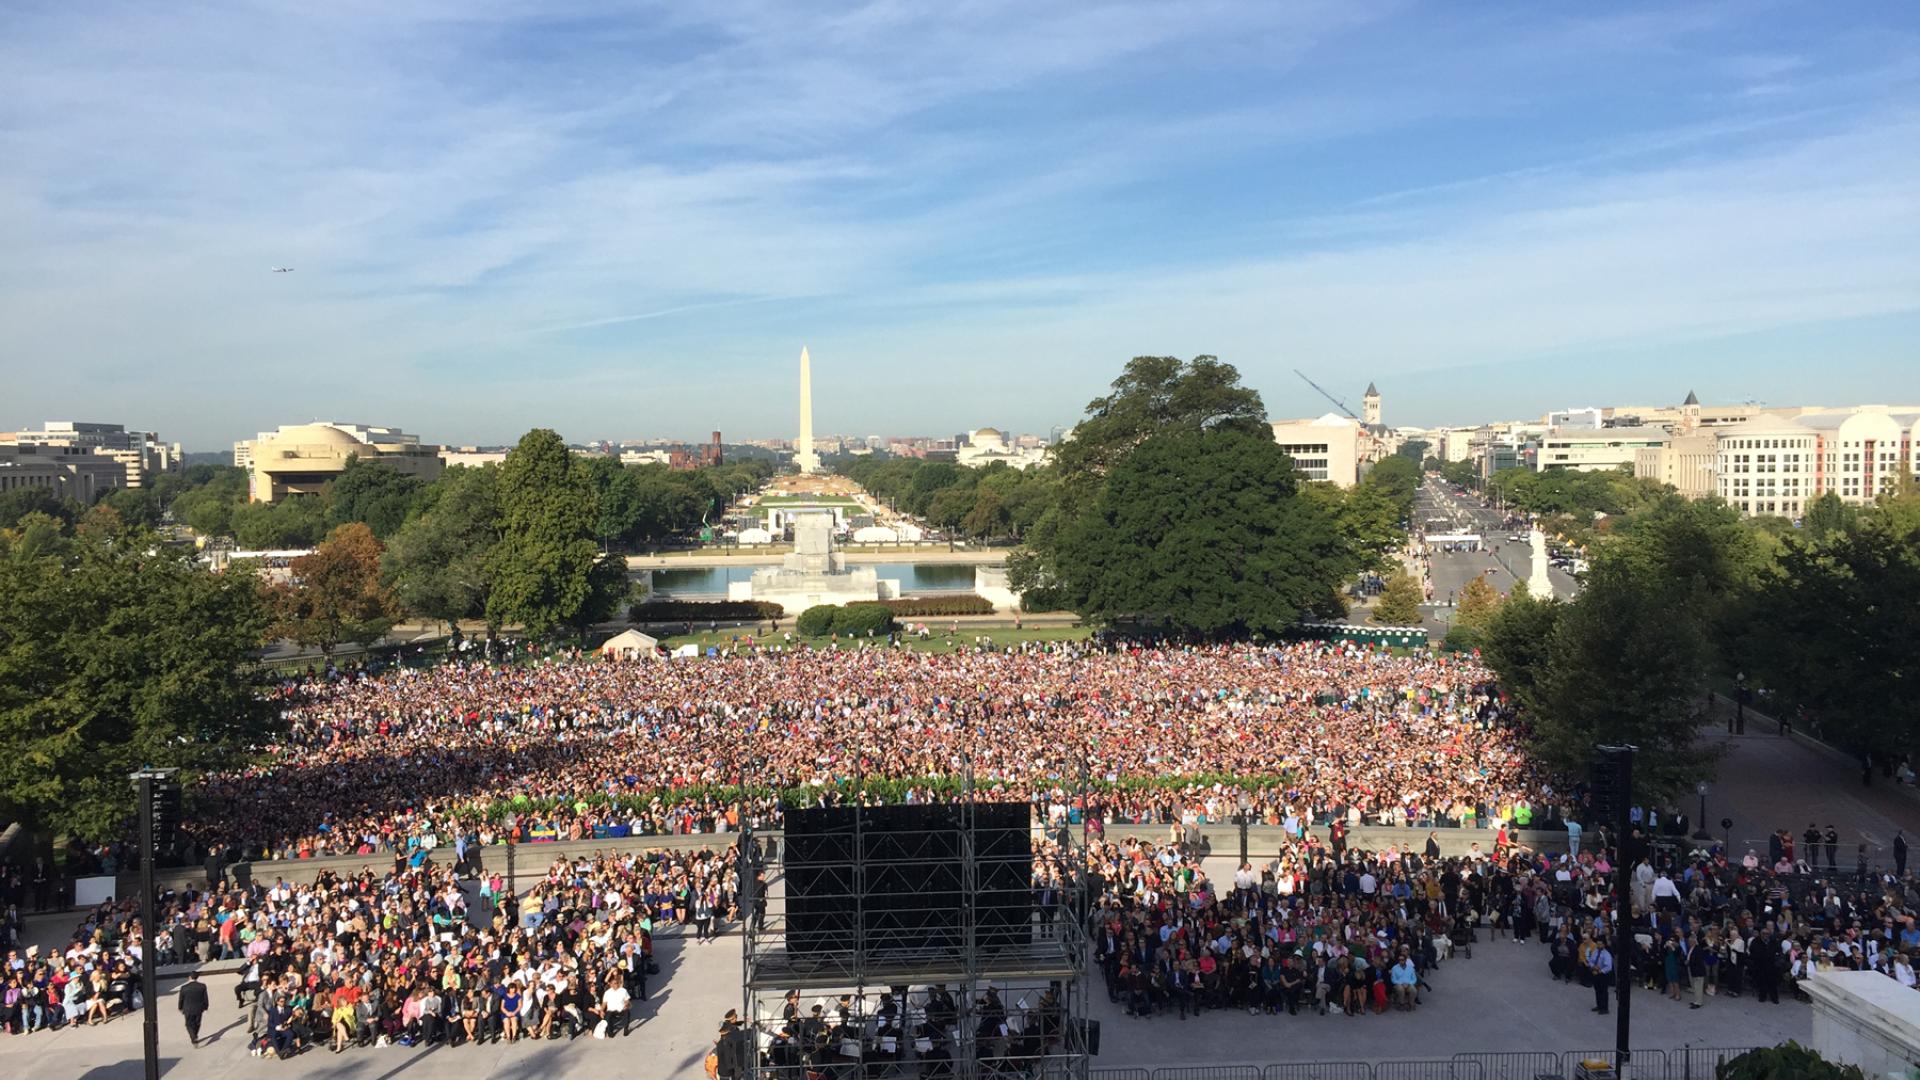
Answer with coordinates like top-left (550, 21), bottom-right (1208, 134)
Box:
top-left (1527, 525), bottom-right (1553, 599)
top-left (795, 346), bottom-right (820, 474)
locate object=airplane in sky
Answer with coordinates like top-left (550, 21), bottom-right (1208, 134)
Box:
top-left (272, 267), bottom-right (294, 273)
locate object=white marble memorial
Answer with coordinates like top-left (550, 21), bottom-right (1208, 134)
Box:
top-left (1527, 525), bottom-right (1554, 599)
top-left (729, 511), bottom-right (898, 609)
top-left (1802, 969), bottom-right (1920, 1079)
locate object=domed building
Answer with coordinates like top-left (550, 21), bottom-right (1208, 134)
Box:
top-left (956, 426), bottom-right (1046, 470)
top-left (244, 422), bottom-right (443, 502)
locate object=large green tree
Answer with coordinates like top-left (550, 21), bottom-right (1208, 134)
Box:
top-left (324, 456), bottom-right (427, 539)
top-left (1371, 569), bottom-right (1424, 626)
top-left (271, 522), bottom-right (398, 654)
top-left (1011, 355), bottom-right (1269, 608)
top-left (230, 495), bottom-right (327, 550)
top-left (485, 429), bottom-right (628, 639)
top-left (383, 464), bottom-right (501, 633)
top-left (1520, 557), bottom-right (1720, 797)
top-left (1051, 426), bottom-right (1349, 636)
top-left (1737, 507), bottom-right (1920, 752)
top-left (0, 524), bottom-right (274, 839)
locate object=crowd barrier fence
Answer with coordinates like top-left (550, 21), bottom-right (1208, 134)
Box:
top-left (1088, 1047), bottom-right (1764, 1080)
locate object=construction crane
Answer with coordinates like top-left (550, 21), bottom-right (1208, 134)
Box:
top-left (1293, 369), bottom-right (1360, 420)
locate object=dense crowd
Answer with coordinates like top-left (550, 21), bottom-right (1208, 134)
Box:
top-left (1481, 824), bottom-right (1920, 1015)
top-left (0, 847), bottom-right (735, 1055)
top-left (1087, 831), bottom-right (1466, 1021)
top-left (189, 640), bottom-right (1548, 862)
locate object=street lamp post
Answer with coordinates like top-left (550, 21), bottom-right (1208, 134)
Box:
top-left (1736, 672), bottom-right (1748, 735)
top-left (1692, 782), bottom-right (1714, 841)
top-left (503, 812), bottom-right (519, 924)
top-left (1237, 792), bottom-right (1252, 868)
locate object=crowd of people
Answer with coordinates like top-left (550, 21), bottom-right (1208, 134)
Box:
top-left (184, 640), bottom-right (1548, 864)
top-left (0, 845), bottom-right (736, 1056)
top-left (9, 635), bottom-right (1917, 1065)
top-left (1087, 833), bottom-right (1457, 1021)
top-left (1470, 823), bottom-right (1920, 1016)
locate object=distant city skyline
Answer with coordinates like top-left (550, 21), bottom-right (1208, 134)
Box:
top-left (4, 4), bottom-right (1917, 447)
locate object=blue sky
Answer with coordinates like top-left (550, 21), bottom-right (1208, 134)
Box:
top-left (3, 1), bottom-right (1917, 448)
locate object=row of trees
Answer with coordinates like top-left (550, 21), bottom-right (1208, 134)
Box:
top-left (837, 456), bottom-right (1056, 541)
top-left (277, 430), bottom-right (643, 652)
top-left (1464, 486), bottom-right (1919, 798)
top-left (0, 429), bottom-right (660, 839)
top-left (129, 452), bottom-right (771, 553)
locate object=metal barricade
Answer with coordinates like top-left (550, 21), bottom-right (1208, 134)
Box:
top-left (1562, 1049), bottom-right (1668, 1079)
top-left (1092, 1069), bottom-right (1154, 1080)
top-left (1376, 1061), bottom-right (1484, 1080)
top-left (1667, 1047), bottom-right (1755, 1080)
top-left (1154, 1067), bottom-right (1265, 1080)
top-left (1263, 1065), bottom-right (1375, 1080)
top-left (1452, 1051), bottom-right (1560, 1080)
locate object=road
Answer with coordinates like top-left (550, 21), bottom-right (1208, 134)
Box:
top-left (1407, 478), bottom-right (1581, 635)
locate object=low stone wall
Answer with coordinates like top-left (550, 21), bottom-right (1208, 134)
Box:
top-left (119, 820), bottom-right (1567, 897)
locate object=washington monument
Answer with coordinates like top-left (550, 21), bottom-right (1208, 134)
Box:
top-left (795, 346), bottom-right (820, 474)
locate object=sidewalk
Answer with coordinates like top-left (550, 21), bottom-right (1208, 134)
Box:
top-left (1696, 697), bottom-right (1920, 864)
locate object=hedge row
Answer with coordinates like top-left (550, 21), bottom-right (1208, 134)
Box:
top-left (467, 771), bottom-right (1295, 824)
top-left (795, 602), bottom-right (896, 637)
top-left (884, 595), bottom-right (995, 617)
top-left (629, 600), bottom-right (785, 622)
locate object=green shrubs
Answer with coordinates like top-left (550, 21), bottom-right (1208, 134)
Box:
top-left (1716, 1043), bottom-right (1865, 1080)
top-left (837, 603), bottom-right (896, 636)
top-left (884, 595), bottom-right (994, 617)
top-left (795, 603), bottom-right (898, 638)
top-left (795, 605), bottom-right (838, 636)
top-left (630, 600), bottom-right (784, 623)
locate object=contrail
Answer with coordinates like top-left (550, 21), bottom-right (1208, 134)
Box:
top-left (532, 295), bottom-right (792, 334)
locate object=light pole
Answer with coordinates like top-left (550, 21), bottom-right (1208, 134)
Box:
top-left (1692, 782), bottom-right (1714, 841)
top-left (1237, 792), bottom-right (1252, 868)
top-left (503, 811), bottom-right (518, 925)
top-left (130, 768), bottom-right (178, 1080)
top-left (1736, 672), bottom-right (1748, 735)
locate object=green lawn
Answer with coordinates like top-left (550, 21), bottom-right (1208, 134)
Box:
top-left (656, 624), bottom-right (1091, 654)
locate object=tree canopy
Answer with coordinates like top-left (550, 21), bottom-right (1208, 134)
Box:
top-left (1050, 426), bottom-right (1349, 636)
top-left (382, 464), bottom-right (501, 633)
top-left (325, 456), bottom-right (426, 539)
top-left (484, 429), bottom-right (629, 639)
top-left (0, 520), bottom-right (273, 839)
top-left (270, 522), bottom-right (398, 655)
top-left (1370, 569), bottom-right (1424, 626)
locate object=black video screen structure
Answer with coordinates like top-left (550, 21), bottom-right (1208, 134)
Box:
top-left (783, 803), bottom-right (1033, 961)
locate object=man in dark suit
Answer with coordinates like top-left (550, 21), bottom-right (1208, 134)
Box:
top-left (178, 971), bottom-right (210, 1046)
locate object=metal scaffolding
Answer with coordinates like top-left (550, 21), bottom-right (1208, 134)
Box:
top-left (741, 769), bottom-right (1092, 1079)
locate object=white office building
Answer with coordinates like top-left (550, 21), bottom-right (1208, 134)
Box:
top-left (1534, 426), bottom-right (1672, 472)
top-left (1713, 408), bottom-right (1920, 518)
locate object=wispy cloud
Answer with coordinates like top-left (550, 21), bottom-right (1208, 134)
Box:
top-left (0, 1), bottom-right (1915, 442)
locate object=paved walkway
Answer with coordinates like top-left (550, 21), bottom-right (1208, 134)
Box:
top-left (6, 924), bottom-right (1808, 1080)
top-left (1696, 699), bottom-right (1920, 869)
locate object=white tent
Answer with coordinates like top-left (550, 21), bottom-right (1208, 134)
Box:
top-left (851, 525), bottom-right (898, 543)
top-left (670, 643), bottom-right (700, 659)
top-left (598, 628), bottom-right (661, 661)
top-left (892, 521), bottom-right (926, 541)
top-left (737, 527), bottom-right (774, 545)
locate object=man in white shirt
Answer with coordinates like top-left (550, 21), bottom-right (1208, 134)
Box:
top-left (1652, 872), bottom-right (1681, 914)
top-left (602, 976), bottom-right (633, 1037)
